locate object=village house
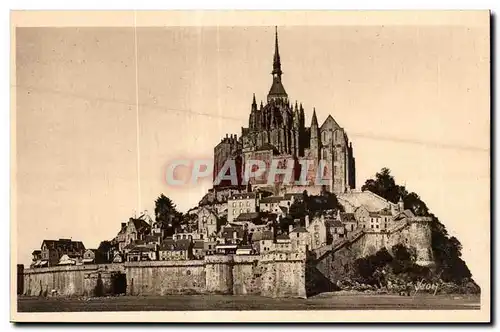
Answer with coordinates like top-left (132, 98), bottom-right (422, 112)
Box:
top-left (354, 205), bottom-right (370, 229)
top-left (82, 249), bottom-right (97, 264)
top-left (367, 212), bottom-right (384, 232)
top-left (197, 206), bottom-right (219, 237)
top-left (340, 212), bottom-right (358, 232)
top-left (37, 239), bottom-right (86, 267)
top-left (253, 230), bottom-right (274, 254)
top-left (219, 224), bottom-right (245, 245)
top-left (227, 192), bottom-right (258, 222)
top-left (203, 235), bottom-right (218, 256)
top-left (127, 246), bottom-right (157, 262)
top-left (144, 234), bottom-right (162, 246)
top-left (275, 233), bottom-right (292, 250)
top-left (326, 218), bottom-right (346, 242)
top-left (259, 196), bottom-right (283, 214)
top-left (113, 216), bottom-right (152, 252)
top-left (193, 240), bottom-right (205, 259)
top-left (159, 239), bottom-right (192, 261)
top-left (307, 216), bottom-right (328, 250)
top-left (290, 226), bottom-right (309, 251)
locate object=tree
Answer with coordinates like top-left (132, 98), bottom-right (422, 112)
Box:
top-left (154, 194), bottom-right (182, 237)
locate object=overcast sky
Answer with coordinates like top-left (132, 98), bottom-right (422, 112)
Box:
top-left (15, 23), bottom-right (489, 285)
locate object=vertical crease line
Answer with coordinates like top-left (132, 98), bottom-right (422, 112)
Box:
top-left (134, 11), bottom-right (142, 214)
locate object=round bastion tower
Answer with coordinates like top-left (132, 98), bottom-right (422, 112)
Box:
top-left (409, 217), bottom-right (435, 267)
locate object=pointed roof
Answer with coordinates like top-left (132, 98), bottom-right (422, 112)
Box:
top-left (272, 26), bottom-right (282, 77)
top-left (320, 114), bottom-right (341, 130)
top-left (268, 80), bottom-right (287, 97)
top-left (311, 108), bottom-right (318, 127)
top-left (268, 27), bottom-right (287, 100)
top-left (252, 93), bottom-right (257, 106)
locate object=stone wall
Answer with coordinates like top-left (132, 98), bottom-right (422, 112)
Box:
top-left (314, 218), bottom-right (434, 285)
top-left (126, 260), bottom-right (206, 295)
top-left (21, 219), bottom-right (430, 298)
top-left (21, 253), bottom-right (307, 298)
top-left (260, 251), bottom-right (307, 298)
top-left (232, 255), bottom-right (262, 295)
top-left (23, 264), bottom-right (124, 297)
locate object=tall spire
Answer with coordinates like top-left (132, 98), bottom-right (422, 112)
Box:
top-left (268, 26), bottom-right (287, 102)
top-left (272, 26), bottom-right (282, 78)
top-left (252, 93), bottom-right (257, 107)
top-left (311, 108), bottom-right (318, 127)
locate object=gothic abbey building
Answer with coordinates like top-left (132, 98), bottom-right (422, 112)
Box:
top-left (214, 28), bottom-right (356, 195)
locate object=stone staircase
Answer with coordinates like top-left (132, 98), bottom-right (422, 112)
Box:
top-left (312, 228), bottom-right (365, 261)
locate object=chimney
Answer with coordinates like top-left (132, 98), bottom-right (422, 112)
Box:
top-left (121, 222), bottom-right (126, 229)
top-left (305, 215), bottom-right (310, 228)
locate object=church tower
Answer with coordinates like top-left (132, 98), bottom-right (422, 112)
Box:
top-left (267, 27), bottom-right (288, 103)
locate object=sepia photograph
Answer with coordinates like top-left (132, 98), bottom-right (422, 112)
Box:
top-left (10, 10), bottom-right (490, 323)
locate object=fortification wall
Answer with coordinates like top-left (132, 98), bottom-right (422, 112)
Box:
top-left (126, 260), bottom-right (206, 295)
top-left (23, 264), bottom-right (124, 297)
top-left (232, 255), bottom-right (262, 295)
top-left (205, 255), bottom-right (234, 294)
top-left (260, 251), bottom-right (307, 298)
top-left (359, 218), bottom-right (434, 265)
top-left (21, 251), bottom-right (309, 298)
top-left (315, 218), bottom-right (434, 285)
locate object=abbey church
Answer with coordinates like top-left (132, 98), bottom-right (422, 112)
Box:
top-left (214, 28), bottom-right (356, 195)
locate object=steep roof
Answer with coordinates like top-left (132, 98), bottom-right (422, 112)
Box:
top-left (131, 218), bottom-right (151, 234)
top-left (221, 225), bottom-right (245, 240)
top-left (129, 246), bottom-right (153, 253)
top-left (340, 212), bottom-right (356, 223)
top-left (325, 218), bottom-right (344, 228)
top-left (276, 233), bottom-right (290, 240)
top-left (159, 239), bottom-right (191, 251)
top-left (144, 235), bottom-right (161, 243)
top-left (260, 196), bottom-right (283, 203)
top-left (41, 239), bottom-right (85, 252)
top-left (291, 227), bottom-right (308, 233)
top-left (236, 212), bottom-right (260, 222)
top-left (268, 79), bottom-right (287, 97)
top-left (251, 229), bottom-right (274, 241)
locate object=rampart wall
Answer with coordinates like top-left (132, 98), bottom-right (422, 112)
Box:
top-left (22, 253), bottom-right (307, 298)
top-left (314, 218), bottom-right (434, 285)
top-left (23, 263), bottom-right (125, 297)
